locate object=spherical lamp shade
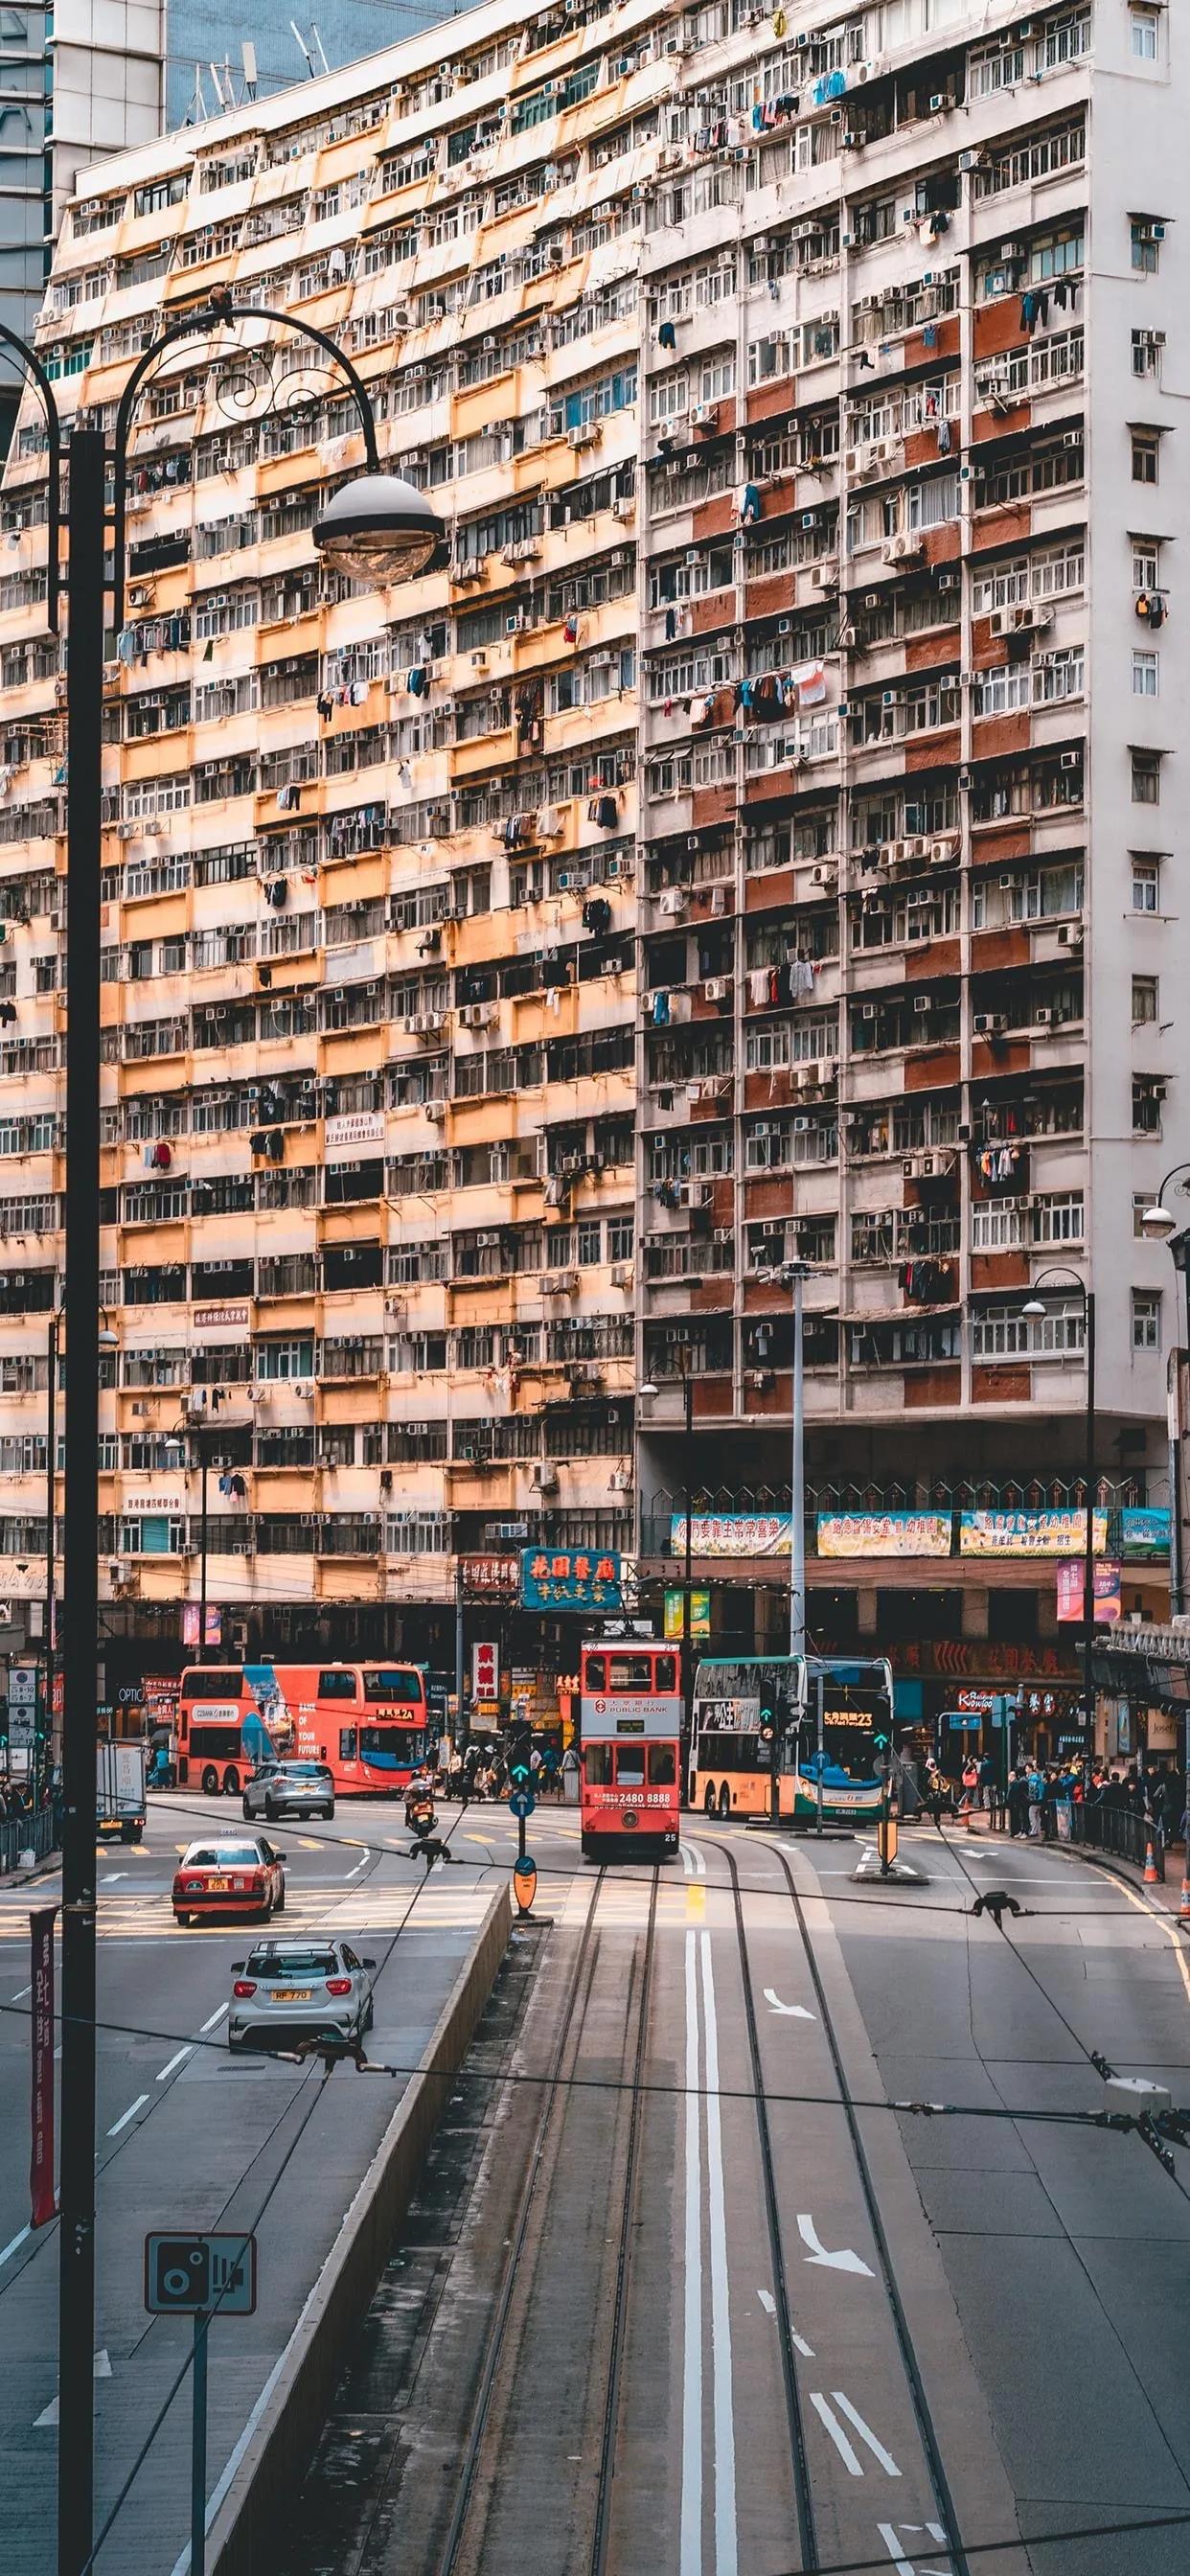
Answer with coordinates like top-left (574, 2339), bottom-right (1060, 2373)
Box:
top-left (1140, 1201), bottom-right (1175, 1238)
top-left (312, 474), bottom-right (446, 585)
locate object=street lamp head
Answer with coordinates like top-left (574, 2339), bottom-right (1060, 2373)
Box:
top-left (1141, 1200), bottom-right (1176, 1238)
top-left (1019, 1299), bottom-right (1047, 1321)
top-left (97, 1326), bottom-right (119, 1349)
top-left (637, 1379), bottom-right (660, 1398)
top-left (312, 473), bottom-right (446, 585)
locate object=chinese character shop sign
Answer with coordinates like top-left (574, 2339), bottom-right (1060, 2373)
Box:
top-left (520, 1549), bottom-right (623, 1614)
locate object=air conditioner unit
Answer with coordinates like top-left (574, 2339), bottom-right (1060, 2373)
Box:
top-left (703, 977), bottom-right (728, 1002)
top-left (568, 422), bottom-right (602, 450)
top-left (532, 1460), bottom-right (561, 1492)
top-left (929, 837), bottom-right (958, 866)
top-left (812, 560), bottom-right (840, 590)
top-left (792, 1116), bottom-right (811, 1134)
top-left (1034, 1006), bottom-right (1052, 1026)
top-left (470, 650), bottom-right (489, 672)
top-left (1057, 924), bottom-right (1084, 951)
top-left (539, 1269), bottom-right (579, 1296)
top-left (610, 1260), bottom-right (633, 1287)
top-left (811, 863), bottom-right (837, 888)
top-left (1061, 750), bottom-right (1080, 771)
top-left (679, 1181), bottom-right (712, 1209)
top-left (989, 609), bottom-right (1013, 639)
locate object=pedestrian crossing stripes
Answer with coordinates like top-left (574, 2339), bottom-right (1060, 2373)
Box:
top-left (0, 1882), bottom-right (497, 1942)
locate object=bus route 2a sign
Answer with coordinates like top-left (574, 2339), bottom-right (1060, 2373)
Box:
top-left (519, 1549), bottom-right (622, 1614)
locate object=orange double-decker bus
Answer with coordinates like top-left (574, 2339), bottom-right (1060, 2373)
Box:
top-left (177, 1661), bottom-right (430, 1797)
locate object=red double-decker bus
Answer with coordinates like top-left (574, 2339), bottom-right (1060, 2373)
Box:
top-left (579, 1641), bottom-right (681, 1861)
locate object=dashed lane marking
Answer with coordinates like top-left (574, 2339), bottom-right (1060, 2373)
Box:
top-left (155, 2045), bottom-right (194, 2082)
top-left (106, 2094), bottom-right (149, 2137)
top-left (810, 2392), bottom-right (902, 2479)
top-left (757, 2287), bottom-right (813, 2355)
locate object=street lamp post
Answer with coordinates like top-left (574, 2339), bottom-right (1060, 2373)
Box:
top-left (44, 1306), bottom-right (61, 1784)
top-left (760, 1260), bottom-right (810, 1824)
top-left (637, 1371), bottom-right (696, 1791)
top-left (1141, 1169), bottom-right (1190, 1622)
top-left (0, 298), bottom-right (445, 2576)
top-left (1020, 1275), bottom-right (1096, 1758)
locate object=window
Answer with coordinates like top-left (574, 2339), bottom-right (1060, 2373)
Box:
top-left (1133, 1192), bottom-right (1153, 1239)
top-left (1132, 1290), bottom-right (1161, 1351)
top-left (1132, 975), bottom-right (1158, 1024)
top-left (1131, 219), bottom-right (1162, 275)
top-left (1132, 430), bottom-right (1159, 484)
top-left (1133, 649), bottom-right (1159, 697)
top-left (1132, 750), bottom-right (1160, 802)
top-left (1129, 8), bottom-right (1159, 63)
top-left (1132, 328), bottom-right (1164, 380)
top-left (1132, 855), bottom-right (1160, 910)
top-left (1133, 1076), bottom-right (1165, 1135)
top-left (1132, 539), bottom-right (1160, 592)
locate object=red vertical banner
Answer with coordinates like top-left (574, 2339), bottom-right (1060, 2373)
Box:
top-left (30, 1906), bottom-right (57, 2228)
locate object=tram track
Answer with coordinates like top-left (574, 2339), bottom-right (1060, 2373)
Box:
top-left (438, 1863), bottom-right (659, 2576)
top-left (705, 1830), bottom-right (972, 2576)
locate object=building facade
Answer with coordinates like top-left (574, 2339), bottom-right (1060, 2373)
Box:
top-left (0, 0), bottom-right (1181, 1734)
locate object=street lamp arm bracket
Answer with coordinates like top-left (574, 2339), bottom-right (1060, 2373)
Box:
top-left (0, 321), bottom-right (62, 631)
top-left (110, 299), bottom-right (382, 630)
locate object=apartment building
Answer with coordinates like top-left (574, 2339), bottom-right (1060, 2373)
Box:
top-left (0, 0), bottom-right (1181, 1729)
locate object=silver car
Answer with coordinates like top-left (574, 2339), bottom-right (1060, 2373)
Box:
top-left (241, 1759), bottom-right (335, 1823)
top-left (227, 1936), bottom-right (376, 2053)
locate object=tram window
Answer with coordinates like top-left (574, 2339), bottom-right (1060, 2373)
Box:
top-left (606, 1653), bottom-right (666, 1691)
top-left (615, 1745), bottom-right (646, 1785)
top-left (648, 1744), bottom-right (676, 1786)
top-left (584, 1743), bottom-right (612, 1785)
top-left (584, 1655), bottom-right (606, 1690)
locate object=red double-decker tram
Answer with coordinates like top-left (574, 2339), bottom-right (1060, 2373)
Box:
top-left (579, 1641), bottom-right (681, 1861)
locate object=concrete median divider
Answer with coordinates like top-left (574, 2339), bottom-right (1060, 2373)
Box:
top-left (207, 1878), bottom-right (512, 2576)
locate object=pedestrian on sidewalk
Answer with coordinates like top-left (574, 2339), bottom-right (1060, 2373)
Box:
top-left (1006, 1765), bottom-right (1029, 1836)
top-left (960, 1756), bottom-right (979, 1814)
top-left (977, 1751), bottom-right (996, 1812)
top-left (1027, 1762), bottom-right (1046, 1839)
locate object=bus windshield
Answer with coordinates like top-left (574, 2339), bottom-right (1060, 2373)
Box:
top-left (363, 1668), bottom-right (424, 1703)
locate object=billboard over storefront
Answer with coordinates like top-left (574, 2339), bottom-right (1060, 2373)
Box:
top-left (960, 1509), bottom-right (1109, 1558)
top-left (816, 1511), bottom-right (951, 1559)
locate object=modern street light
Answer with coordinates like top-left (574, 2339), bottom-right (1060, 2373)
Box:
top-left (637, 1370), bottom-right (696, 1793)
top-left (1020, 1274), bottom-right (1096, 1757)
top-left (0, 294), bottom-right (445, 2576)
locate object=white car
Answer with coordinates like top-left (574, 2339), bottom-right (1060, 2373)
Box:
top-left (227, 1936), bottom-right (377, 2053)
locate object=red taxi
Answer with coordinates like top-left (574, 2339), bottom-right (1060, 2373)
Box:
top-left (172, 1834), bottom-right (287, 1926)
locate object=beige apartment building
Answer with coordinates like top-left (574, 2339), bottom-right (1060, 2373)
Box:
top-left (0, 0), bottom-right (1182, 1736)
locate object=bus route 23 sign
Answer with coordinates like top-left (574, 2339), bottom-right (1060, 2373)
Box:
top-left (520, 1549), bottom-right (623, 1614)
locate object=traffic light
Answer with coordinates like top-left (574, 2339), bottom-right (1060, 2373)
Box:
top-left (508, 1724), bottom-right (533, 1788)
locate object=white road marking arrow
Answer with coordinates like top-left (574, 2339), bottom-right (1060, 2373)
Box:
top-left (35, 2352), bottom-right (111, 2426)
top-left (797, 2213), bottom-right (874, 2276)
top-left (878, 2521), bottom-right (952, 2575)
top-left (763, 1989), bottom-right (815, 2018)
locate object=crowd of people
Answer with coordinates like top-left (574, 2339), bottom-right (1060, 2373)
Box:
top-left (996, 1758), bottom-right (1185, 1843)
top-left (434, 1736), bottom-right (573, 1804)
top-left (0, 1770), bottom-right (56, 1825)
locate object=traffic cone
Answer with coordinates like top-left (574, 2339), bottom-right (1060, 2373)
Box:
top-left (1143, 1831), bottom-right (1159, 1886)
top-left (1179, 1865), bottom-right (1190, 1927)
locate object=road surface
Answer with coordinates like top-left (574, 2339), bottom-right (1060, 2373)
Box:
top-left (0, 1787), bottom-right (504, 2574)
top-left (278, 1805), bottom-right (1190, 2576)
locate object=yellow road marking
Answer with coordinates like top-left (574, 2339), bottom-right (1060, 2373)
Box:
top-left (685, 1883), bottom-right (705, 1919)
top-left (1106, 1874), bottom-right (1190, 2008)
top-left (297, 1837), bottom-right (323, 1852)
